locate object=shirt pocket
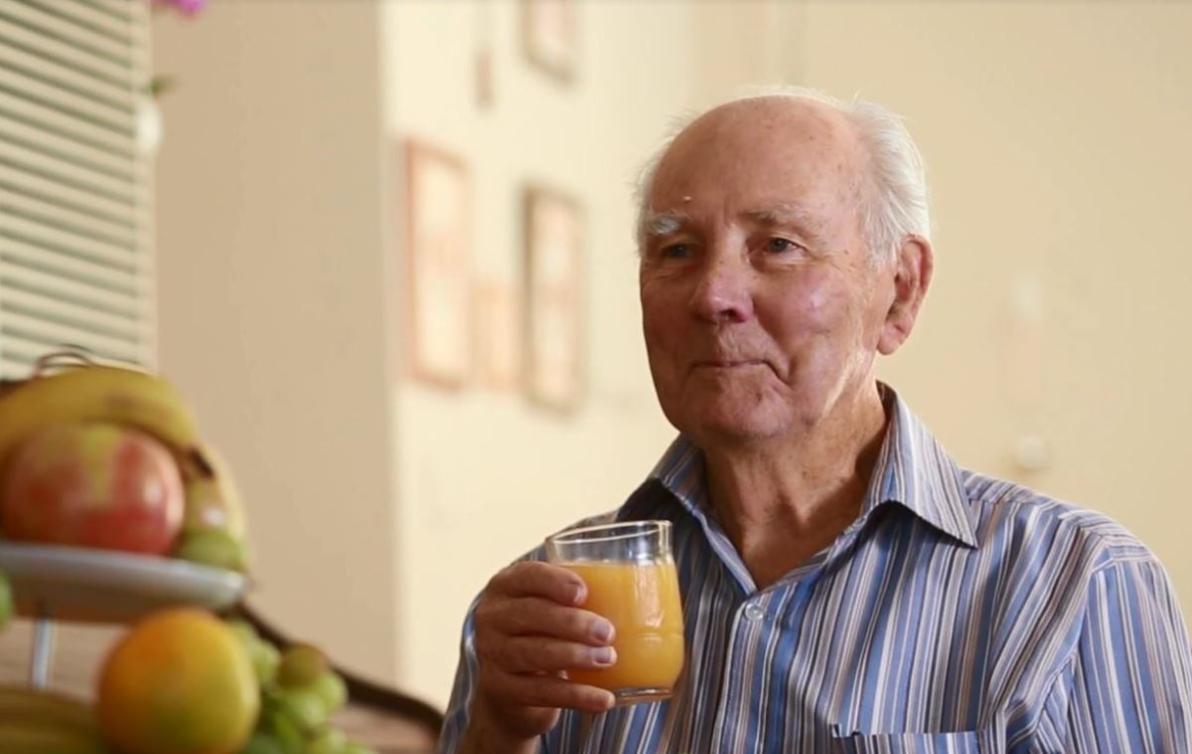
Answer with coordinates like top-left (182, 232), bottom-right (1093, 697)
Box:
top-left (833, 730), bottom-right (981, 754)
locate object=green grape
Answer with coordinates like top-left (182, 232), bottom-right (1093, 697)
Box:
top-left (306, 727), bottom-right (349, 754)
top-left (278, 644), bottom-right (329, 689)
top-left (238, 730), bottom-right (287, 754)
top-left (225, 619), bottom-right (281, 685)
top-left (252, 639), bottom-right (282, 686)
top-left (0, 570), bottom-right (12, 631)
top-left (262, 706), bottom-right (306, 754)
top-left (225, 619), bottom-right (260, 648)
top-left (310, 671), bottom-right (348, 713)
top-left (342, 742), bottom-right (378, 754)
top-left (174, 527), bottom-right (250, 572)
top-left (272, 686), bottom-right (330, 733)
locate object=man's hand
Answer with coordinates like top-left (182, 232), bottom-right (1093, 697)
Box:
top-left (461, 561), bottom-right (617, 752)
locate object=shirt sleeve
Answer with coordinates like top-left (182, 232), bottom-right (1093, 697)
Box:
top-left (1060, 556), bottom-right (1192, 752)
top-left (436, 604), bottom-right (480, 754)
top-left (437, 546), bottom-right (554, 753)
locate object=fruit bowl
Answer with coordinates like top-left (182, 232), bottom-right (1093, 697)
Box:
top-left (0, 541), bottom-right (247, 624)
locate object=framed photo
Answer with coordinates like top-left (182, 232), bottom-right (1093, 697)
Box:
top-left (475, 280), bottom-right (521, 392)
top-left (403, 140), bottom-right (471, 388)
top-left (521, 0), bottom-right (578, 82)
top-left (523, 186), bottom-right (584, 411)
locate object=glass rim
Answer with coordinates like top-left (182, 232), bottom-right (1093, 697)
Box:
top-left (546, 520), bottom-right (671, 546)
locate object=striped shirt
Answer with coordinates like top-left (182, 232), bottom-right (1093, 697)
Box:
top-left (439, 387), bottom-right (1192, 753)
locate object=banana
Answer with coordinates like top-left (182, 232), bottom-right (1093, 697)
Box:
top-left (177, 444), bottom-right (248, 539)
top-left (0, 721), bottom-right (109, 754)
top-left (0, 687), bottom-right (107, 753)
top-left (172, 442), bottom-right (251, 572)
top-left (0, 365), bottom-right (202, 470)
top-left (0, 685), bottom-right (99, 734)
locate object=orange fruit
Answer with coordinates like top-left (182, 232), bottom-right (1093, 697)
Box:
top-left (97, 608), bottom-right (260, 754)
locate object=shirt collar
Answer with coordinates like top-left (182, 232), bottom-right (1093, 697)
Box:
top-left (865, 384), bottom-right (978, 548)
top-left (647, 434), bottom-right (708, 516)
top-left (640, 383), bottom-right (978, 549)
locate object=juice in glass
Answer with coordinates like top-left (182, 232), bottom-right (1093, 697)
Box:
top-left (562, 560), bottom-right (684, 695)
top-left (545, 521), bottom-right (685, 704)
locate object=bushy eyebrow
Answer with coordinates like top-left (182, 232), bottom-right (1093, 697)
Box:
top-left (639, 203), bottom-right (828, 247)
top-left (641, 210), bottom-right (691, 239)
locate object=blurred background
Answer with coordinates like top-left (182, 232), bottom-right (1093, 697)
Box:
top-left (6, 0), bottom-right (1190, 713)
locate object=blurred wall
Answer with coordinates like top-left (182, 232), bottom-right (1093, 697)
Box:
top-left (152, 1), bottom-right (400, 682)
top-left (382, 0), bottom-right (702, 705)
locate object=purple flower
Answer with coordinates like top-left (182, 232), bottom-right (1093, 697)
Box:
top-left (153, 0), bottom-right (207, 17)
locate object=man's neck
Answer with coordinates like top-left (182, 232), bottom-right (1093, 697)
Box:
top-left (701, 385), bottom-right (889, 589)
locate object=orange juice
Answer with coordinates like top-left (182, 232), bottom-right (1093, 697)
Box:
top-left (563, 560), bottom-right (684, 696)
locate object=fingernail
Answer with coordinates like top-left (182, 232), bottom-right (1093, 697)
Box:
top-left (571, 583), bottom-right (587, 605)
top-left (591, 646), bottom-right (616, 666)
top-left (591, 621), bottom-right (615, 643)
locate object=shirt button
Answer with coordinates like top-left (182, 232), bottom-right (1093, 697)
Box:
top-left (743, 602), bottom-right (765, 621)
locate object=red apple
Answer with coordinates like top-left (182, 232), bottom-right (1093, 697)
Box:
top-left (0, 422), bottom-right (185, 555)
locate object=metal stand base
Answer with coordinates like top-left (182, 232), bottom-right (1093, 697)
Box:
top-left (28, 610), bottom-right (54, 689)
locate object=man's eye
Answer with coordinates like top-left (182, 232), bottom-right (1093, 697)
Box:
top-left (660, 243), bottom-right (693, 259)
top-left (764, 237), bottom-right (802, 254)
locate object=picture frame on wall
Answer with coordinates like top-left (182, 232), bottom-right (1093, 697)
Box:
top-left (521, 0), bottom-right (578, 82)
top-left (403, 140), bottom-right (471, 388)
top-left (523, 186), bottom-right (584, 412)
top-left (475, 279), bottom-right (522, 392)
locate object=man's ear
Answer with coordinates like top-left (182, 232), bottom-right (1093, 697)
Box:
top-left (877, 235), bottom-right (933, 355)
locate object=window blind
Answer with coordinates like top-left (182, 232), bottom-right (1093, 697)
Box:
top-left (0, 0), bottom-right (154, 377)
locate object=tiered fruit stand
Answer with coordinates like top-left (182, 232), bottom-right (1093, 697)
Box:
top-left (0, 541), bottom-right (246, 688)
top-left (0, 353), bottom-right (420, 753)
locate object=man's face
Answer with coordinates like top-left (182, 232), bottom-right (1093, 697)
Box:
top-left (639, 99), bottom-right (899, 448)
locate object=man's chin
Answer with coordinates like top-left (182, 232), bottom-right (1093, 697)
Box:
top-left (678, 408), bottom-right (792, 449)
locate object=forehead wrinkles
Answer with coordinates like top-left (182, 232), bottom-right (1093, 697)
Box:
top-left (641, 103), bottom-right (870, 244)
top-left (650, 137), bottom-right (867, 209)
top-left (643, 191), bottom-right (852, 233)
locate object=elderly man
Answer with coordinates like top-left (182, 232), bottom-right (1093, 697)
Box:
top-left (437, 89), bottom-right (1192, 753)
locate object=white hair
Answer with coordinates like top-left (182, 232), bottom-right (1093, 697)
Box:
top-left (633, 85), bottom-right (931, 264)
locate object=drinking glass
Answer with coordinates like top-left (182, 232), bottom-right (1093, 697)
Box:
top-left (545, 520), bottom-right (684, 704)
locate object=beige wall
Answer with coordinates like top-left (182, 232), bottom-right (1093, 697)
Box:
top-left (794, 0), bottom-right (1192, 602)
top-left (151, 0), bottom-right (1192, 711)
top-left (152, 1), bottom-right (400, 683)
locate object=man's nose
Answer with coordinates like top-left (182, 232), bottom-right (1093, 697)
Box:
top-left (689, 252), bottom-right (754, 324)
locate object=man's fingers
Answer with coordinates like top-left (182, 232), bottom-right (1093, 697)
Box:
top-left (478, 596), bottom-right (614, 645)
top-left (487, 561), bottom-right (587, 604)
top-left (470, 560), bottom-right (619, 726)
top-left (483, 670), bottom-right (616, 714)
top-left (478, 635), bottom-right (617, 674)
